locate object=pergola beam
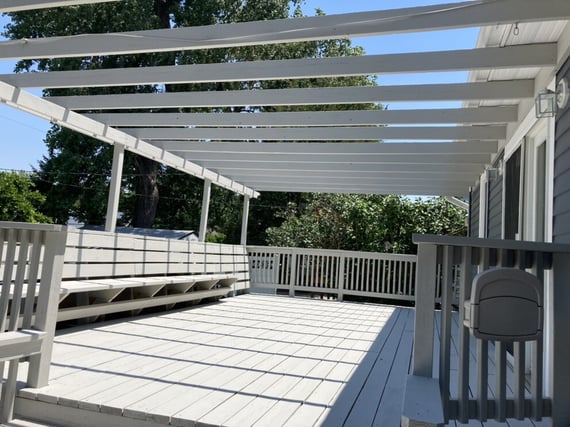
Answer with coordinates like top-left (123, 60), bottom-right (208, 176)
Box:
top-left (156, 141), bottom-right (498, 155)
top-left (47, 80), bottom-right (534, 110)
top-left (0, 82), bottom-right (258, 198)
top-left (0, 0), bottom-right (121, 12)
top-left (133, 126), bottom-right (504, 141)
top-left (1, 44), bottom-right (556, 89)
top-left (0, 0), bottom-right (567, 60)
top-left (85, 107), bottom-right (519, 127)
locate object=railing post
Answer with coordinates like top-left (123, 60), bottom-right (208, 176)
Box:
top-left (26, 227), bottom-right (68, 388)
top-left (337, 255), bottom-right (345, 302)
top-left (550, 253), bottom-right (570, 426)
top-left (412, 242), bottom-right (438, 377)
top-left (289, 250), bottom-right (297, 297)
top-left (457, 246), bottom-right (473, 423)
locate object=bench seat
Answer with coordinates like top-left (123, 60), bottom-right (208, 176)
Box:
top-left (59, 273), bottom-right (236, 296)
top-left (56, 273), bottom-right (238, 322)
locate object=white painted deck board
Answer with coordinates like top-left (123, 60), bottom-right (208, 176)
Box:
top-left (13, 294), bottom-right (546, 427)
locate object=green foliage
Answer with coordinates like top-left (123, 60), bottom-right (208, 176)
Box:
top-left (5, 0), bottom-right (174, 226)
top-left (206, 230), bottom-right (227, 243)
top-left (0, 172), bottom-right (52, 223)
top-left (248, 192), bottom-right (309, 245)
top-left (266, 194), bottom-right (467, 254)
top-left (152, 171), bottom-right (203, 231)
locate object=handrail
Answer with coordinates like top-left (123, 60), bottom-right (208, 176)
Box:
top-left (413, 233), bottom-right (570, 252)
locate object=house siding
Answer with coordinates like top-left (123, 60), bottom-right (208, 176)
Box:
top-left (470, 185), bottom-right (480, 237)
top-left (554, 57), bottom-right (570, 243)
top-left (487, 154), bottom-right (504, 239)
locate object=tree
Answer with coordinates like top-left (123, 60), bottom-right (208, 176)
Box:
top-left (0, 171), bottom-right (52, 223)
top-left (5, 1), bottom-right (378, 237)
top-left (266, 194), bottom-right (467, 254)
top-left (6, 0), bottom-right (173, 226)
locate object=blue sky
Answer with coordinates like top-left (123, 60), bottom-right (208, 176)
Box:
top-left (0, 0), bottom-right (478, 172)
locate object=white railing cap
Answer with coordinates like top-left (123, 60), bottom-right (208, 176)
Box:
top-left (413, 233), bottom-right (570, 254)
top-left (247, 245), bottom-right (417, 260)
top-left (0, 221), bottom-right (65, 233)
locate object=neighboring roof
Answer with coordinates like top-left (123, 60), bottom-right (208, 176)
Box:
top-left (1, 0), bottom-right (569, 197)
top-left (81, 225), bottom-right (198, 240)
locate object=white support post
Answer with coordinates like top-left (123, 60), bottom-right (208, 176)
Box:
top-left (27, 227), bottom-right (68, 388)
top-left (413, 243), bottom-right (438, 377)
top-left (199, 179), bottom-right (211, 242)
top-left (241, 195), bottom-right (250, 246)
top-left (104, 143), bottom-right (125, 233)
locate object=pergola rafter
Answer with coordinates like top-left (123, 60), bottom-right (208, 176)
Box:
top-left (127, 126), bottom-right (505, 142)
top-left (1, 0), bottom-right (568, 203)
top-left (159, 141), bottom-right (498, 155)
top-left (240, 183), bottom-right (471, 196)
top-left (183, 155), bottom-right (491, 167)
top-left (0, 44), bottom-right (556, 89)
top-left (0, 0), bottom-right (121, 13)
top-left (0, 0), bottom-right (567, 60)
top-left (202, 163), bottom-right (487, 174)
top-left (85, 107), bottom-right (518, 127)
top-left (46, 81), bottom-right (534, 110)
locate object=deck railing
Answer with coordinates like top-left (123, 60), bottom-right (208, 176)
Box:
top-left (405, 234), bottom-right (570, 426)
top-left (247, 246), bottom-right (417, 301)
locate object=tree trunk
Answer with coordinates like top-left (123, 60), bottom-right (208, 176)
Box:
top-left (133, 157), bottom-right (160, 228)
top-left (132, 0), bottom-right (177, 228)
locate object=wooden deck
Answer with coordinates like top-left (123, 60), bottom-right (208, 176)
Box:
top-left (12, 294), bottom-right (550, 426)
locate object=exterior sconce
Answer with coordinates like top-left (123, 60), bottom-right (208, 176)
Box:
top-left (485, 160), bottom-right (503, 181)
top-left (535, 78), bottom-right (569, 118)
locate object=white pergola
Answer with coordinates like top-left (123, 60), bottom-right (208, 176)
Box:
top-left (1, 0), bottom-right (569, 238)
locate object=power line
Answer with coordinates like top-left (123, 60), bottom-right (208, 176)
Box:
top-left (0, 112), bottom-right (50, 134)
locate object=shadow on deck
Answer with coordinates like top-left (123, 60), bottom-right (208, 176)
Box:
top-left (12, 294), bottom-right (546, 427)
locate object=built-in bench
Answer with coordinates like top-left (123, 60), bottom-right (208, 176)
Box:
top-left (55, 228), bottom-right (250, 323)
top-left (0, 223), bottom-right (250, 422)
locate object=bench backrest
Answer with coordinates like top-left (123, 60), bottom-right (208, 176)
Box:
top-left (0, 222), bottom-right (67, 333)
top-left (0, 220), bottom-right (67, 420)
top-left (63, 229), bottom-right (250, 290)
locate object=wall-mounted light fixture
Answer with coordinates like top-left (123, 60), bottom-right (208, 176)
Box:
top-left (535, 78), bottom-right (569, 118)
top-left (485, 159), bottom-right (503, 181)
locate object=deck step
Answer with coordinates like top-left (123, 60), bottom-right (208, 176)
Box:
top-left (14, 397), bottom-right (165, 427)
top-left (5, 417), bottom-right (62, 427)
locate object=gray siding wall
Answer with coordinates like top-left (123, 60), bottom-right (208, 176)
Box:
top-left (554, 57), bottom-right (570, 243)
top-left (487, 154), bottom-right (504, 239)
top-left (470, 185), bottom-right (480, 237)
